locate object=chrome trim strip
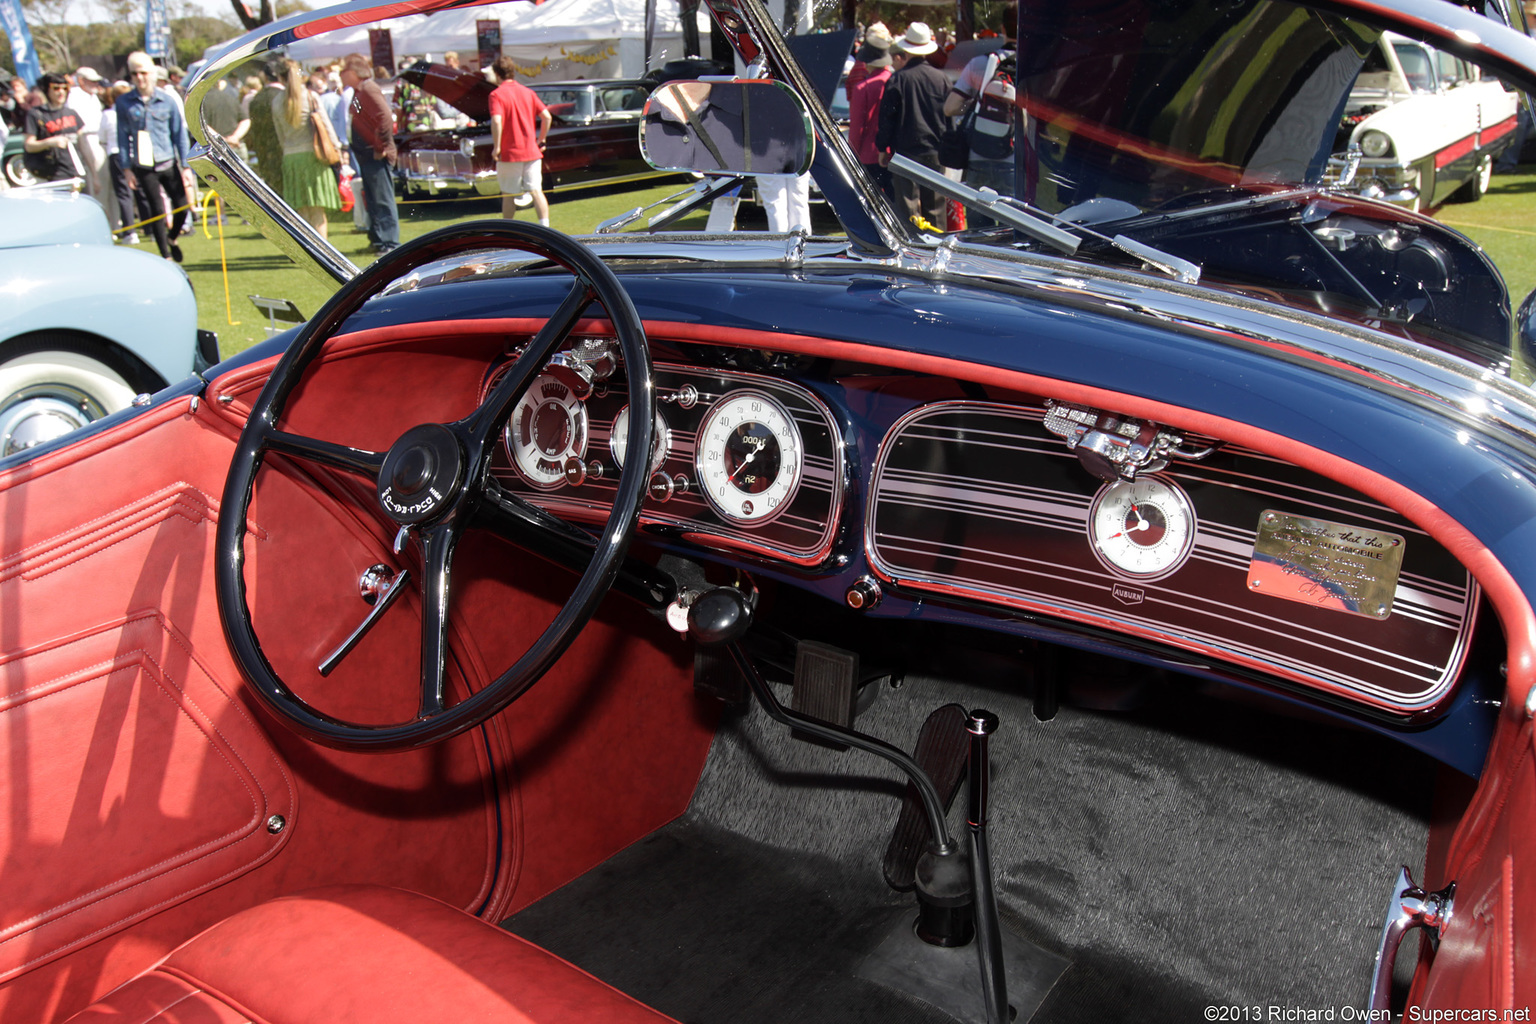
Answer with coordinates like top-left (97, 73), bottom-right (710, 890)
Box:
top-left (191, 134), bottom-right (359, 287)
top-left (865, 399), bottom-right (1480, 716)
top-left (504, 360), bottom-right (846, 567)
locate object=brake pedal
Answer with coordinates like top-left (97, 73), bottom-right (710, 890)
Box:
top-left (883, 703), bottom-right (970, 892)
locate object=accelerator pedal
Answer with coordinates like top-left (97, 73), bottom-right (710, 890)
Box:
top-left (883, 702), bottom-right (970, 892)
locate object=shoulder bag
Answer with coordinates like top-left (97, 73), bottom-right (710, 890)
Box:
top-left (312, 107), bottom-right (341, 166)
top-left (939, 103), bottom-right (973, 171)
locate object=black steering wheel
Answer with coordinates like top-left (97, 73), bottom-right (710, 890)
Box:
top-left (215, 222), bottom-right (655, 752)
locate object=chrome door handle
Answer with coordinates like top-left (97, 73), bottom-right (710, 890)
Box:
top-left (1368, 865), bottom-right (1454, 1013)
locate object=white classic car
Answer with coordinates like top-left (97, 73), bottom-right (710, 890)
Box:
top-left (1328, 31), bottom-right (1521, 209)
top-left (0, 190), bottom-right (216, 455)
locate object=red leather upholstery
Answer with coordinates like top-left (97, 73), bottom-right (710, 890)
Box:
top-left (63, 885), bottom-right (678, 1023)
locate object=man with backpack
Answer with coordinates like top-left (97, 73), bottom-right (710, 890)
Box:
top-left (944, 8), bottom-right (1017, 225)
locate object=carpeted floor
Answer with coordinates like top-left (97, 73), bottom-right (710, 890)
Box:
top-left (505, 667), bottom-right (1436, 1023)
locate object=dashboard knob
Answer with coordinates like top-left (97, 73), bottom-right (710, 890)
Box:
top-left (688, 587), bottom-right (754, 646)
top-left (648, 472), bottom-right (674, 502)
top-left (563, 457), bottom-right (587, 486)
top-left (845, 575), bottom-right (882, 611)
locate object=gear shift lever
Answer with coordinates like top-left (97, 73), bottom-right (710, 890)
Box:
top-left (968, 710), bottom-right (1009, 1024)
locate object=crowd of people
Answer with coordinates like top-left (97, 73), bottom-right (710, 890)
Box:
top-left (1, 55), bottom-right (197, 261)
top-left (0, 13), bottom-right (1020, 251)
top-left (848, 9), bottom-right (1018, 234)
top-left (0, 46), bottom-right (559, 259)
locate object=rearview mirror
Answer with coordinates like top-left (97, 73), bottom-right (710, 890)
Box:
top-left (640, 80), bottom-right (814, 176)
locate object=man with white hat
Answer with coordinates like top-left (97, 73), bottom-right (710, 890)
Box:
top-left (876, 22), bottom-right (950, 232)
top-left (68, 66), bottom-right (107, 200)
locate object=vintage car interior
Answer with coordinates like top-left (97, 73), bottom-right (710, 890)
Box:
top-left (3, 0), bottom-right (1536, 1021)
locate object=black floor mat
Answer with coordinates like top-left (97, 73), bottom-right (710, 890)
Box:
top-left (504, 817), bottom-right (959, 1024)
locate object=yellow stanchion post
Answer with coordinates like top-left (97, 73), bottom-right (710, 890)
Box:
top-left (204, 192), bottom-right (241, 327)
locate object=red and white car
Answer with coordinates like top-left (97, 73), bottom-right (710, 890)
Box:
top-left (1328, 31), bottom-right (1520, 210)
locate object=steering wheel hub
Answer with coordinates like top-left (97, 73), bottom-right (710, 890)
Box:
top-left (378, 423), bottom-right (464, 524)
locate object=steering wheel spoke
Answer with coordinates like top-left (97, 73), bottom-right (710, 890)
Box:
top-left (265, 428), bottom-right (387, 479)
top-left (465, 277), bottom-right (597, 439)
top-left (217, 221), bottom-right (656, 752)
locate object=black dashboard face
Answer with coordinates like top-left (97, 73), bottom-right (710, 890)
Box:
top-left (489, 355), bottom-right (844, 566)
top-left (866, 401), bottom-right (1476, 717)
top-left (484, 334), bottom-right (1478, 722)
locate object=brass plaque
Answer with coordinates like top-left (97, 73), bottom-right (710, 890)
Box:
top-left (1248, 511), bottom-right (1405, 619)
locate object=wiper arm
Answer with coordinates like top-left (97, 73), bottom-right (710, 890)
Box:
top-left (887, 155), bottom-right (1079, 253)
top-left (1107, 233), bottom-right (1202, 284)
top-left (595, 176), bottom-right (748, 233)
top-left (886, 155), bottom-right (1201, 283)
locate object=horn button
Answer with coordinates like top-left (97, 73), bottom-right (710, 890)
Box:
top-left (377, 424), bottom-right (465, 525)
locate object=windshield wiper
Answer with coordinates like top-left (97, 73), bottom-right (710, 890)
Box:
top-left (596, 176), bottom-right (748, 233)
top-left (886, 155), bottom-right (1202, 284)
top-left (888, 155), bottom-right (1079, 253)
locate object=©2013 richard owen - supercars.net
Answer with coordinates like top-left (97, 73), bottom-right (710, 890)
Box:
top-left (3, 0), bottom-right (1536, 1021)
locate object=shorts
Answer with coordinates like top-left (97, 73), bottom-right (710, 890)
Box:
top-left (496, 159), bottom-right (543, 195)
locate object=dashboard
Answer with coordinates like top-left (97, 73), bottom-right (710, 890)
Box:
top-left (484, 335), bottom-right (1478, 722)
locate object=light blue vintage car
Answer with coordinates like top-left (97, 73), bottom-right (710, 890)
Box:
top-left (0, 189), bottom-right (216, 454)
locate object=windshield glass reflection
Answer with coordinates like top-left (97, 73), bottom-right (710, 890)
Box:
top-left (182, 0), bottom-right (1536, 382)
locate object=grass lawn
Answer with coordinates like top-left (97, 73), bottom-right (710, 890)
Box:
top-left (135, 177), bottom-right (714, 358)
top-left (140, 168), bottom-right (1536, 360)
top-left (1430, 165), bottom-right (1536, 310)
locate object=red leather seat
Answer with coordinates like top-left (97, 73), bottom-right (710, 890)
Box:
top-left (63, 885), bottom-right (677, 1023)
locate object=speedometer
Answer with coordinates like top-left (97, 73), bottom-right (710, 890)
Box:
top-left (694, 389), bottom-right (802, 525)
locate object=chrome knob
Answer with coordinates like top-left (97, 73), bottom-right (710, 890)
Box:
top-left (845, 575), bottom-right (882, 610)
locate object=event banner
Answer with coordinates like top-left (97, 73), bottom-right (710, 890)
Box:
top-left (368, 28), bottom-right (395, 75)
top-left (504, 42), bottom-right (621, 81)
top-left (476, 19), bottom-right (501, 70)
top-left (0, 0), bottom-right (42, 85)
top-left (144, 0), bottom-right (171, 58)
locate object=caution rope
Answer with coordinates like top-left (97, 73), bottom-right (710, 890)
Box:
top-left (112, 200), bottom-right (195, 238)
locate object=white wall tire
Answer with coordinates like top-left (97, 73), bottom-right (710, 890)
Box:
top-left (3, 151), bottom-right (38, 188)
top-left (0, 350), bottom-right (137, 456)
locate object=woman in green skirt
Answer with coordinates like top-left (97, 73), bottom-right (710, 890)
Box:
top-left (272, 59), bottom-right (341, 238)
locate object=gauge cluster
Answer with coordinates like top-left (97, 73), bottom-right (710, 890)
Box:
top-left (488, 347), bottom-right (844, 566)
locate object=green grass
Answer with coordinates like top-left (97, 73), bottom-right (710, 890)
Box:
top-left (133, 178), bottom-right (712, 358)
top-left (146, 169), bottom-right (1536, 360)
top-left (1434, 166), bottom-right (1536, 311)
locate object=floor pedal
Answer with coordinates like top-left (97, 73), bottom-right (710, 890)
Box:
top-left (882, 702), bottom-right (970, 892)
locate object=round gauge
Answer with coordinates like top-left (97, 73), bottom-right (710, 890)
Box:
top-left (610, 405), bottom-right (671, 476)
top-left (505, 373), bottom-right (589, 490)
top-left (1087, 476), bottom-right (1197, 581)
top-left (694, 389), bottom-right (803, 525)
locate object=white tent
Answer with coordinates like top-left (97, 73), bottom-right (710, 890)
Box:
top-left (273, 0), bottom-right (686, 78)
top-left (402, 0), bottom-right (685, 78)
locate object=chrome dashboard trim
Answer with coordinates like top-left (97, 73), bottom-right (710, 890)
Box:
top-left (865, 399), bottom-right (1481, 717)
top-left (509, 360), bottom-right (846, 568)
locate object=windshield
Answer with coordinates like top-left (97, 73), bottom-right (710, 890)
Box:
top-left (187, 0), bottom-right (1536, 377)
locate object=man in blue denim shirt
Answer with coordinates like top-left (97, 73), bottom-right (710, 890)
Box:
top-left (116, 51), bottom-right (192, 262)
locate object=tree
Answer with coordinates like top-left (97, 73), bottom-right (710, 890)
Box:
top-left (225, 0), bottom-right (304, 32)
top-left (21, 0), bottom-right (84, 69)
top-left (227, 0), bottom-right (273, 32)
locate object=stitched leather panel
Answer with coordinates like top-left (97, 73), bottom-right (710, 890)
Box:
top-left (91, 886), bottom-right (677, 1024)
top-left (63, 972), bottom-right (253, 1023)
top-left (0, 613), bottom-right (295, 985)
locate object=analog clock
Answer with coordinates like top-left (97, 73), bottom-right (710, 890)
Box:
top-left (1088, 476), bottom-right (1197, 580)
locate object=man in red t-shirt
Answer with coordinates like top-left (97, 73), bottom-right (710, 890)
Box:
top-left (487, 56), bottom-right (553, 224)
